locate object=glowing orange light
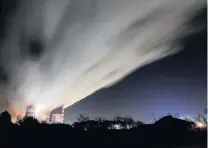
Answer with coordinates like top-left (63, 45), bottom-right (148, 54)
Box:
top-left (16, 112), bottom-right (21, 116)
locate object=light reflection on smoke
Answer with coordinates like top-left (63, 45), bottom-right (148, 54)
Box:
top-left (0, 0), bottom-right (205, 121)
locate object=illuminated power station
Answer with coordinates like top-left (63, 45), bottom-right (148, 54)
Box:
top-left (48, 106), bottom-right (64, 123)
top-left (25, 105), bottom-right (36, 117)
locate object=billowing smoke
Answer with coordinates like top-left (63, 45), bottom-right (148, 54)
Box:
top-left (0, 0), bottom-right (205, 122)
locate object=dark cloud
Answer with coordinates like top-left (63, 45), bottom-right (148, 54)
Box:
top-left (28, 38), bottom-right (44, 59)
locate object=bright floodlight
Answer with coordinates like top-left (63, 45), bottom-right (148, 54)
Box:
top-left (196, 121), bottom-right (206, 129)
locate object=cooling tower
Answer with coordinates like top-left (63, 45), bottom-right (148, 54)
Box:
top-left (25, 105), bottom-right (36, 117)
top-left (49, 106), bottom-right (64, 123)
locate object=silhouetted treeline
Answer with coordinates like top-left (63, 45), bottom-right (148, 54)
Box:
top-left (0, 111), bottom-right (207, 148)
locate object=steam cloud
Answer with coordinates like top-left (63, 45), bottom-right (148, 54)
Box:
top-left (0, 0), bottom-right (205, 122)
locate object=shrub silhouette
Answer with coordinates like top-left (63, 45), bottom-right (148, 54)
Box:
top-left (18, 117), bottom-right (40, 128)
top-left (0, 111), bottom-right (11, 127)
top-left (0, 111), bottom-right (206, 147)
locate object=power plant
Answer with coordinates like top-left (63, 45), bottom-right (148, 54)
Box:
top-left (25, 105), bottom-right (36, 117)
top-left (18, 105), bottom-right (64, 123)
top-left (48, 106), bottom-right (64, 123)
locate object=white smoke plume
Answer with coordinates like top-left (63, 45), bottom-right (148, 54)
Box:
top-left (0, 0), bottom-right (205, 122)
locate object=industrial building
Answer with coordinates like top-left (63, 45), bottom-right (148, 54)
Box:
top-left (48, 105), bottom-right (64, 123)
top-left (23, 104), bottom-right (64, 123)
top-left (25, 105), bottom-right (36, 117)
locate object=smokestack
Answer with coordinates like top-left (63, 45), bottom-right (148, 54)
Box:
top-left (25, 105), bottom-right (36, 117)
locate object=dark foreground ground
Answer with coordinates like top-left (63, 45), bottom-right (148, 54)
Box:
top-left (0, 112), bottom-right (207, 148)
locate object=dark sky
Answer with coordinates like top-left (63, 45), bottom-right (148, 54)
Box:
top-left (65, 8), bottom-right (207, 123)
top-left (0, 1), bottom-right (206, 122)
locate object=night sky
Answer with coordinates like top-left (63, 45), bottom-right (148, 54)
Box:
top-left (65, 8), bottom-right (207, 123)
top-left (0, 1), bottom-right (206, 122)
